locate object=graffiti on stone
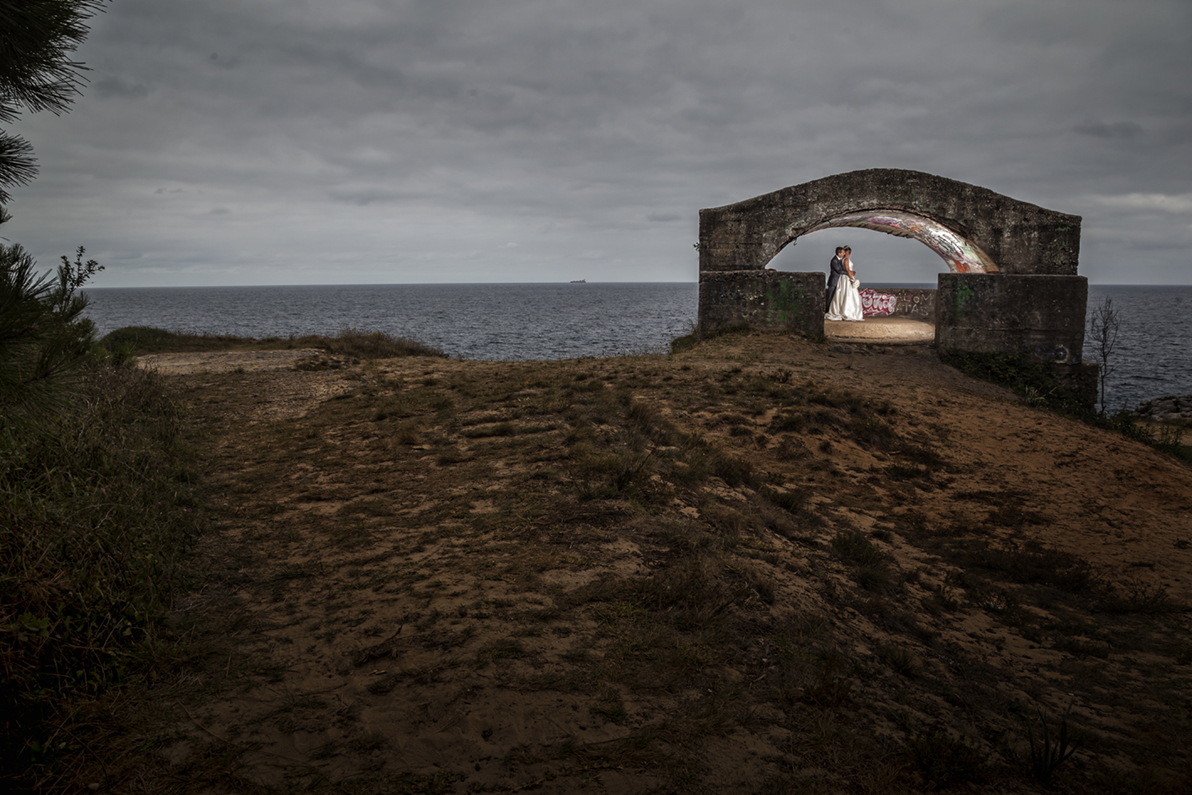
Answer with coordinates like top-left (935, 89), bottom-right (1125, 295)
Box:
top-left (805, 210), bottom-right (999, 275)
top-left (1023, 343), bottom-right (1072, 364)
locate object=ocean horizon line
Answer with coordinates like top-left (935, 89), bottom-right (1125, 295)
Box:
top-left (83, 280), bottom-right (1192, 292)
top-left (83, 280), bottom-right (699, 291)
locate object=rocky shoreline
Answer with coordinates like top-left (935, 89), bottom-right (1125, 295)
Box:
top-left (1135, 392), bottom-right (1192, 421)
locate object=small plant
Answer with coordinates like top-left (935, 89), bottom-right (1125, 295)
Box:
top-left (801, 651), bottom-right (854, 709)
top-left (1022, 384), bottom-right (1057, 407)
top-left (931, 583), bottom-right (961, 611)
top-left (830, 530), bottom-right (886, 566)
top-left (854, 560), bottom-right (896, 593)
top-left (875, 643), bottom-right (917, 678)
top-left (759, 484), bottom-right (809, 513)
top-left (709, 452), bottom-right (759, 488)
top-left (1097, 580), bottom-right (1179, 614)
top-left (593, 689), bottom-right (629, 724)
top-left (1027, 704), bottom-right (1081, 785)
top-left (910, 727), bottom-right (987, 788)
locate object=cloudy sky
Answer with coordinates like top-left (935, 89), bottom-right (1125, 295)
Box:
top-left (3, 0), bottom-right (1190, 287)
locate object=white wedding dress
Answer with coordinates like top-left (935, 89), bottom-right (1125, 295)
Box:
top-left (826, 262), bottom-right (864, 322)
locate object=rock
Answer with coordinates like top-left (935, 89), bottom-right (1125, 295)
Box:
top-left (1134, 393), bottom-right (1192, 420)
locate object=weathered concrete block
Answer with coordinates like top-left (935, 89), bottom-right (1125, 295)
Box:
top-left (699, 271), bottom-right (824, 338)
top-left (935, 274), bottom-right (1088, 363)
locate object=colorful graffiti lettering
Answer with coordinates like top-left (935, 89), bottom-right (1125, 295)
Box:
top-left (804, 210), bottom-right (999, 274)
top-left (859, 288), bottom-right (897, 317)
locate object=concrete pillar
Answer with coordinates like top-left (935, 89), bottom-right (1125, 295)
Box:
top-left (698, 271), bottom-right (825, 339)
top-left (935, 274), bottom-right (1088, 364)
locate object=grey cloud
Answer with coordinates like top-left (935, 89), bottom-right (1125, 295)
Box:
top-left (3, 0), bottom-right (1189, 287)
top-left (93, 76), bottom-right (150, 99)
top-left (1073, 120), bottom-right (1144, 140)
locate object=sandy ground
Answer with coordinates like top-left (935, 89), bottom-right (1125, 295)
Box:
top-left (116, 336), bottom-right (1192, 794)
top-left (137, 349), bottom-right (327, 375)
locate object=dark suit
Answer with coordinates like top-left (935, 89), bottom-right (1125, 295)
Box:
top-left (826, 256), bottom-right (847, 312)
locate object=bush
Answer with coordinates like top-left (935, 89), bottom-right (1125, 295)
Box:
top-left (1, 245), bottom-right (200, 779)
top-left (97, 325), bottom-right (254, 355)
top-left (0, 244), bottom-right (102, 429)
top-left (830, 530), bottom-right (886, 566)
top-left (317, 328), bottom-right (446, 359)
top-left (100, 326), bottom-right (448, 360)
top-left (669, 323), bottom-right (752, 355)
top-left (939, 349), bottom-right (1086, 413)
top-left (0, 364), bottom-right (200, 777)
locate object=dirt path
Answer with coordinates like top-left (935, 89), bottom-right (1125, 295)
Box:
top-left (106, 335), bottom-right (1192, 794)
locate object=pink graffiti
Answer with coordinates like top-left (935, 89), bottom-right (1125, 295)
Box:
top-left (859, 289), bottom-right (897, 317)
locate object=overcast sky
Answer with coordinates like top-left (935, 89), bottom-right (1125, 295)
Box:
top-left (3, 0), bottom-right (1190, 287)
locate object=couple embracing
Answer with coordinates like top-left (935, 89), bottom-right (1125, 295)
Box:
top-left (825, 245), bottom-right (863, 322)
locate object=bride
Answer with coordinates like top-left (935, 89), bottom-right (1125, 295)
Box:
top-left (826, 246), bottom-right (864, 322)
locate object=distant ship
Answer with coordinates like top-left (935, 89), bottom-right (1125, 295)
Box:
top-left (570, 279), bottom-right (586, 283)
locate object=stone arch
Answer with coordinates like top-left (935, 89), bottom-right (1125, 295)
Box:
top-left (699, 168), bottom-right (1080, 276)
top-left (695, 169), bottom-right (1094, 407)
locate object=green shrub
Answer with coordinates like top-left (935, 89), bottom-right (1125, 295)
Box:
top-left (101, 326), bottom-right (447, 359)
top-left (98, 325), bottom-right (254, 354)
top-left (1, 244), bottom-right (102, 429)
top-left (709, 452), bottom-right (760, 488)
top-left (669, 323), bottom-right (752, 354)
top-left (939, 350), bottom-right (1086, 413)
top-left (830, 530), bottom-right (886, 566)
top-left (1, 247), bottom-right (200, 778)
top-left (1, 365), bottom-right (200, 775)
top-left (315, 328), bottom-right (446, 359)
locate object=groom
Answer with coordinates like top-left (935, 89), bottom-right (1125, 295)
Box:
top-left (826, 246), bottom-right (847, 313)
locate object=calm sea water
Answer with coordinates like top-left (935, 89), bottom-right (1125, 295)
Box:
top-left (1087, 285), bottom-right (1190, 413)
top-left (81, 283), bottom-right (700, 362)
top-left (81, 282), bottom-right (1189, 412)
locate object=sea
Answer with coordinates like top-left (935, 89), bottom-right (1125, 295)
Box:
top-left (80, 282), bottom-right (1189, 413)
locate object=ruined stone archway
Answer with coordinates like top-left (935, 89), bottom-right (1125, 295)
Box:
top-left (696, 170), bottom-right (1095, 405)
top-left (699, 168), bottom-right (1080, 276)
